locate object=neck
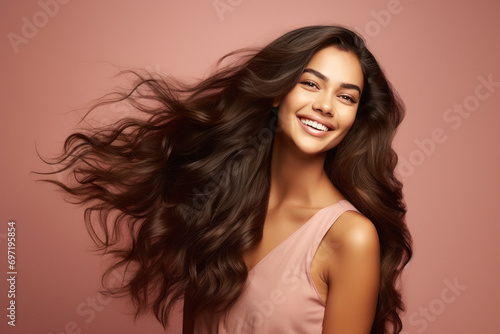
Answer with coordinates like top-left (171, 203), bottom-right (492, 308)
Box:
top-left (269, 135), bottom-right (337, 210)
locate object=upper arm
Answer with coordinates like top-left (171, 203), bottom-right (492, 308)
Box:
top-left (322, 211), bottom-right (380, 334)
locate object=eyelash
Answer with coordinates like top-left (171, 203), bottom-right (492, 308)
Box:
top-left (300, 81), bottom-right (358, 103)
top-left (301, 80), bottom-right (319, 89)
top-left (340, 95), bottom-right (357, 103)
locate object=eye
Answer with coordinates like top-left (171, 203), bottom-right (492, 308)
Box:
top-left (339, 94), bottom-right (357, 104)
top-left (300, 81), bottom-right (319, 89)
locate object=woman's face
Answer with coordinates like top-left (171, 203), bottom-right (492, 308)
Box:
top-left (274, 46), bottom-right (364, 156)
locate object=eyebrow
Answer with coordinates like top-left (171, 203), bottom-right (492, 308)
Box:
top-left (303, 68), bottom-right (362, 94)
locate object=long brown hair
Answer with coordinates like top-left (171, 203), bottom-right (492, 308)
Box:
top-left (41, 25), bottom-right (412, 333)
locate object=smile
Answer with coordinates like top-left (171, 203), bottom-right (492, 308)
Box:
top-left (299, 117), bottom-right (331, 132)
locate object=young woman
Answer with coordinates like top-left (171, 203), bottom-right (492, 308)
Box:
top-left (44, 25), bottom-right (412, 333)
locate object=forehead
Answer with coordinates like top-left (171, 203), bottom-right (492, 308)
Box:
top-left (305, 46), bottom-right (364, 90)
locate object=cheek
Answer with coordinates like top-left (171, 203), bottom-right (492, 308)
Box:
top-left (277, 98), bottom-right (302, 126)
top-left (339, 108), bottom-right (358, 129)
top-left (280, 88), bottom-right (309, 111)
top-left (347, 114), bottom-right (357, 128)
top-left (277, 111), bottom-right (298, 135)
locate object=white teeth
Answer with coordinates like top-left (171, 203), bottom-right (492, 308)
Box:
top-left (300, 118), bottom-right (329, 132)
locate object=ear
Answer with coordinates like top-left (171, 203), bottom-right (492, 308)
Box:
top-left (272, 97), bottom-right (280, 108)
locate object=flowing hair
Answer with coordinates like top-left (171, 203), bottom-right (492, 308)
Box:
top-left (40, 25), bottom-right (412, 333)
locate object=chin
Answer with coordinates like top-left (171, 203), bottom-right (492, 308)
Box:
top-left (294, 143), bottom-right (332, 156)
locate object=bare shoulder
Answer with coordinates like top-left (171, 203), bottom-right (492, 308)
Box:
top-left (324, 210), bottom-right (380, 256)
top-left (320, 209), bottom-right (381, 333)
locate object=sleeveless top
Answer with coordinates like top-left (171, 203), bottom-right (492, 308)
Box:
top-left (194, 200), bottom-right (360, 333)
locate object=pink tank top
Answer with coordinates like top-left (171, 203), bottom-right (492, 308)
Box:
top-left (194, 200), bottom-right (360, 333)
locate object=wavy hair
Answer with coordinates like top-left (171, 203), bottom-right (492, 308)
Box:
top-left (41, 25), bottom-right (412, 333)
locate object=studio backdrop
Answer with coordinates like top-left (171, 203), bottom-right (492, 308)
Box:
top-left (1, 0), bottom-right (499, 333)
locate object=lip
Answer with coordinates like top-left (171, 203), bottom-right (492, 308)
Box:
top-left (297, 115), bottom-right (335, 137)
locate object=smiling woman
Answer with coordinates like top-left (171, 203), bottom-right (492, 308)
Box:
top-left (42, 25), bottom-right (412, 334)
top-left (274, 46), bottom-right (363, 154)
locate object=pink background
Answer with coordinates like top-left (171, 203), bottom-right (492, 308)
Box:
top-left (1, 0), bottom-right (500, 333)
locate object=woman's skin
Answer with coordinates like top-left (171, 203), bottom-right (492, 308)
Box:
top-left (242, 46), bottom-right (380, 333)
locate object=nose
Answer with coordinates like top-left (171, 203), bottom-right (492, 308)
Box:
top-left (312, 92), bottom-right (334, 116)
